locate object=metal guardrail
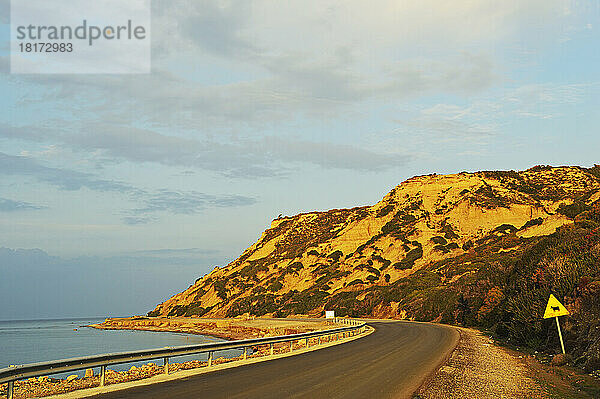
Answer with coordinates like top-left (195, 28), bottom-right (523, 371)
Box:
top-left (0, 318), bottom-right (367, 399)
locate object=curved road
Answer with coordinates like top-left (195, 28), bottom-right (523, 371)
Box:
top-left (91, 322), bottom-right (458, 399)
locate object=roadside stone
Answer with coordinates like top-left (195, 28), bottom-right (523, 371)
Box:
top-left (66, 375), bottom-right (78, 382)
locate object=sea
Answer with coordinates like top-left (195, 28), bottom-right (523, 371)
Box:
top-left (0, 318), bottom-right (242, 378)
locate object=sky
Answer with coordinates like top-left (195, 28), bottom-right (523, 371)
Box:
top-left (1, 0), bottom-right (599, 319)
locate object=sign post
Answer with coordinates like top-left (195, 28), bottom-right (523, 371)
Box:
top-left (543, 294), bottom-right (570, 354)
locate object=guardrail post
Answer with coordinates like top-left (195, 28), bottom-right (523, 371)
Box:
top-left (7, 381), bottom-right (13, 399)
top-left (243, 346), bottom-right (247, 360)
top-left (304, 338), bottom-right (309, 347)
top-left (100, 365), bottom-right (106, 386)
top-left (163, 357), bottom-right (169, 374)
top-left (289, 341), bottom-right (293, 352)
top-left (208, 351), bottom-right (213, 367)
top-left (269, 343), bottom-right (274, 356)
top-left (318, 336), bottom-right (321, 345)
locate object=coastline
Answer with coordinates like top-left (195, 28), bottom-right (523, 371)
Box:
top-left (88, 316), bottom-right (337, 341)
top-left (1, 316), bottom-right (342, 399)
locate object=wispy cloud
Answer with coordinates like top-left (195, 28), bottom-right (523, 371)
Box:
top-left (127, 190), bottom-right (257, 218)
top-left (0, 152), bottom-right (132, 192)
top-left (0, 197), bottom-right (46, 212)
top-left (0, 125), bottom-right (409, 177)
top-left (395, 82), bottom-right (594, 143)
top-left (0, 152), bottom-right (257, 223)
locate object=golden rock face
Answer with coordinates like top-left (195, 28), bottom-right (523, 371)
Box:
top-left (149, 165), bottom-right (600, 319)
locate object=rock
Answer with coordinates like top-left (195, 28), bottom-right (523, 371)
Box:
top-left (38, 376), bottom-right (49, 382)
top-left (66, 374), bottom-right (78, 382)
top-left (551, 353), bottom-right (573, 366)
top-left (85, 368), bottom-right (94, 378)
top-left (129, 366), bottom-right (138, 372)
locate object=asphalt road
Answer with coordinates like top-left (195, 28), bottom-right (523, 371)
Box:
top-left (91, 321), bottom-right (458, 399)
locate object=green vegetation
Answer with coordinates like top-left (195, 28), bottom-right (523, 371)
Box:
top-left (394, 246), bottom-right (423, 269)
top-left (520, 217), bottom-right (543, 230)
top-left (557, 201), bottom-right (589, 218)
top-left (376, 204), bottom-right (394, 217)
top-left (328, 250), bottom-right (344, 262)
top-left (152, 165), bottom-right (600, 372)
top-left (431, 236), bottom-right (447, 245)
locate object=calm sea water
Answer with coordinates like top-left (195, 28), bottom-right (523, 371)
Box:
top-left (0, 318), bottom-right (241, 377)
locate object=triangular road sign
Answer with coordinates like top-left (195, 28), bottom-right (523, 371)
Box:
top-left (543, 294), bottom-right (570, 319)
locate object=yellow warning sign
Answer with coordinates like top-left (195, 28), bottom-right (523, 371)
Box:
top-left (543, 294), bottom-right (570, 319)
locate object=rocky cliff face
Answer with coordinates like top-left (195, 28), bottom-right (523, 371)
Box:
top-left (149, 165), bottom-right (600, 325)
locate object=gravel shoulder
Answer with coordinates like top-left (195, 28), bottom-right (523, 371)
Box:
top-left (417, 327), bottom-right (551, 399)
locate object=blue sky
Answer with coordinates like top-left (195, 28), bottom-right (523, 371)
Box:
top-left (1, 1), bottom-right (599, 319)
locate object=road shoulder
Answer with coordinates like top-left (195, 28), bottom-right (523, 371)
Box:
top-left (416, 326), bottom-right (550, 399)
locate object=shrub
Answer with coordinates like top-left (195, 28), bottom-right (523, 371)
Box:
top-left (557, 201), bottom-right (589, 219)
top-left (268, 281), bottom-right (283, 292)
top-left (395, 247), bottom-right (423, 269)
top-left (431, 236), bottom-right (447, 245)
top-left (493, 224), bottom-right (517, 234)
top-left (348, 279), bottom-right (364, 286)
top-left (376, 204), bottom-right (395, 217)
top-left (328, 250), bottom-right (344, 262)
top-left (520, 217), bottom-right (543, 230)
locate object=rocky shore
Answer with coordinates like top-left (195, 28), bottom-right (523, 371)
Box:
top-left (88, 316), bottom-right (334, 340)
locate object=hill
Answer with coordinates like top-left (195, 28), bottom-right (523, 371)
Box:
top-left (148, 165), bottom-right (600, 370)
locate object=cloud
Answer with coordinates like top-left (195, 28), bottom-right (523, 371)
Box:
top-left (503, 83), bottom-right (590, 118)
top-left (126, 190), bottom-right (257, 220)
top-left (257, 137), bottom-right (408, 171)
top-left (0, 152), bottom-right (257, 223)
top-left (0, 0), bottom-right (7, 24)
top-left (394, 82), bottom-right (594, 145)
top-left (175, 1), bottom-right (259, 59)
top-left (0, 124), bottom-right (409, 177)
top-left (121, 216), bottom-right (157, 226)
top-left (0, 197), bottom-right (46, 212)
top-left (0, 152), bottom-right (133, 192)
top-left (3, 0), bottom-right (509, 138)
